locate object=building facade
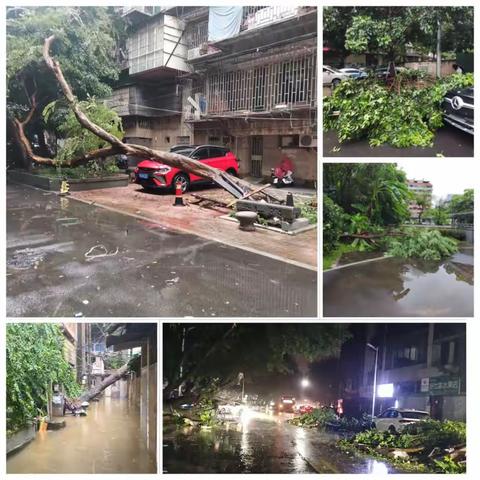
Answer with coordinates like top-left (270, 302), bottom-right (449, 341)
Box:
top-left (339, 324), bottom-right (466, 422)
top-left (108, 6), bottom-right (317, 185)
top-left (407, 179), bottom-right (433, 220)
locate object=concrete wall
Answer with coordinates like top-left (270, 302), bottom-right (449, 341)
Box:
top-left (123, 116), bottom-right (192, 150)
top-left (262, 135), bottom-right (316, 181)
top-left (404, 61), bottom-right (456, 78)
top-left (140, 363), bottom-right (157, 457)
top-left (192, 130), bottom-right (316, 182)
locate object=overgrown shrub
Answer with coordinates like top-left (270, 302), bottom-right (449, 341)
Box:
top-left (433, 455), bottom-right (466, 474)
top-left (324, 73), bottom-right (473, 148)
top-left (7, 324), bottom-right (82, 433)
top-left (34, 158), bottom-right (120, 179)
top-left (323, 195), bottom-right (346, 252)
top-left (43, 98), bottom-right (124, 164)
top-left (387, 229), bottom-right (458, 260)
top-left (300, 201), bottom-right (317, 225)
top-left (437, 228), bottom-right (466, 241)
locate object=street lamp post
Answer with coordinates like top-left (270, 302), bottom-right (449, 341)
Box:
top-left (367, 343), bottom-right (379, 423)
top-left (238, 372), bottom-right (245, 403)
top-left (301, 377), bottom-right (310, 389)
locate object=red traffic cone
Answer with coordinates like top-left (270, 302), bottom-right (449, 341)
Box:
top-left (173, 180), bottom-right (185, 206)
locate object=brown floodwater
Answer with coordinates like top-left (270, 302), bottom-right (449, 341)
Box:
top-left (7, 397), bottom-right (157, 474)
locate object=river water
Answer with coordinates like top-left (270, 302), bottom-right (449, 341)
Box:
top-left (7, 397), bottom-right (157, 474)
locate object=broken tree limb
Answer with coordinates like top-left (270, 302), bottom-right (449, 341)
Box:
top-left (227, 183), bottom-right (271, 208)
top-left (42, 35), bottom-right (282, 201)
top-left (78, 362), bottom-right (130, 402)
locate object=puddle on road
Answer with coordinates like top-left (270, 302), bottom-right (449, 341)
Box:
top-left (7, 397), bottom-right (156, 474)
top-left (324, 245), bottom-right (473, 317)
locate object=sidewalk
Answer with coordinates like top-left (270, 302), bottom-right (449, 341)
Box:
top-left (70, 184), bottom-right (317, 269)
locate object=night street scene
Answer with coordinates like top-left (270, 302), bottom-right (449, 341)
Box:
top-left (323, 162), bottom-right (473, 317)
top-left (6, 6), bottom-right (318, 318)
top-left (7, 323), bottom-right (157, 473)
top-left (323, 7), bottom-right (474, 157)
top-left (163, 323), bottom-right (466, 474)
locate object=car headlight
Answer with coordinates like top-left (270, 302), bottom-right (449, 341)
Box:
top-left (154, 166), bottom-right (171, 175)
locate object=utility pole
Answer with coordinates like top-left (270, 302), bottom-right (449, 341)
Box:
top-left (436, 16), bottom-right (442, 78)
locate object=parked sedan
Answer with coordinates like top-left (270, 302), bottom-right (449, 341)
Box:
top-left (323, 66), bottom-right (350, 88)
top-left (134, 145), bottom-right (239, 192)
top-left (442, 86), bottom-right (474, 135)
top-left (339, 68), bottom-right (368, 80)
top-left (373, 408), bottom-right (430, 434)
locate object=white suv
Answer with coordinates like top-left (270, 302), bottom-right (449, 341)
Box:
top-left (323, 66), bottom-right (350, 88)
top-left (373, 408), bottom-right (430, 434)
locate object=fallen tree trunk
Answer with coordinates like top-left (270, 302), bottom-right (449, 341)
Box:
top-left (42, 35), bottom-right (281, 201)
top-left (78, 363), bottom-right (130, 402)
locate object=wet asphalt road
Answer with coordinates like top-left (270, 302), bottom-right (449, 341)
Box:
top-left (6, 184), bottom-right (317, 317)
top-left (163, 412), bottom-right (394, 474)
top-left (323, 125), bottom-right (473, 157)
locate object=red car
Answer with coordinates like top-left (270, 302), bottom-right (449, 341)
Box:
top-left (297, 404), bottom-right (314, 415)
top-left (134, 145), bottom-right (239, 192)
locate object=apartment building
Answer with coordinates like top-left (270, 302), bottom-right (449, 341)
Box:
top-left (339, 324), bottom-right (466, 421)
top-left (108, 6), bottom-right (317, 185)
top-left (407, 179), bottom-right (433, 220)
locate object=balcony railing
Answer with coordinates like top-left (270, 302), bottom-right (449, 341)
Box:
top-left (241, 6), bottom-right (311, 32)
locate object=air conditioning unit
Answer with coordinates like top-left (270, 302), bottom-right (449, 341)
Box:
top-left (299, 134), bottom-right (317, 148)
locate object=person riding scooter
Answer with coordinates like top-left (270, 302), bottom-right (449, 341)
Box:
top-left (271, 152), bottom-right (295, 188)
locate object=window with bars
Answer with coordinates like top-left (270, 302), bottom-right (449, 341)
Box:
top-left (205, 53), bottom-right (316, 114)
top-left (185, 20), bottom-right (208, 49)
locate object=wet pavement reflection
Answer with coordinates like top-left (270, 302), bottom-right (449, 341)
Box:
top-left (163, 411), bottom-right (395, 474)
top-left (7, 397), bottom-right (156, 474)
top-left (324, 245), bottom-right (473, 317)
top-left (7, 184), bottom-right (316, 317)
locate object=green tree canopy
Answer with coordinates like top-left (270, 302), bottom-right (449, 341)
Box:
top-left (163, 324), bottom-right (351, 395)
top-left (7, 6), bottom-right (125, 166)
top-left (324, 6), bottom-right (473, 63)
top-left (323, 163), bottom-right (411, 226)
top-left (448, 189), bottom-right (474, 224)
top-left (7, 324), bottom-right (82, 433)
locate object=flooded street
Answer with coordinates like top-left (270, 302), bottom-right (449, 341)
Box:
top-left (324, 245), bottom-right (473, 317)
top-left (7, 183), bottom-right (316, 317)
top-left (163, 412), bottom-right (394, 474)
top-left (7, 397), bottom-right (156, 474)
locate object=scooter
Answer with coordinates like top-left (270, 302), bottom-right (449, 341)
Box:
top-left (271, 157), bottom-right (295, 188)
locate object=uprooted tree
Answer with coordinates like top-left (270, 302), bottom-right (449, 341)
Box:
top-left (41, 35), bottom-right (276, 200)
top-left (163, 323), bottom-right (351, 423)
top-left (8, 12), bottom-right (279, 201)
top-left (78, 361), bottom-right (131, 403)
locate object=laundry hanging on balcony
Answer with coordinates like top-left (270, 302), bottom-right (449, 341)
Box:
top-left (208, 6), bottom-right (243, 42)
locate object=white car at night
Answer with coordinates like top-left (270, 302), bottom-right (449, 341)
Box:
top-left (373, 408), bottom-right (430, 434)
